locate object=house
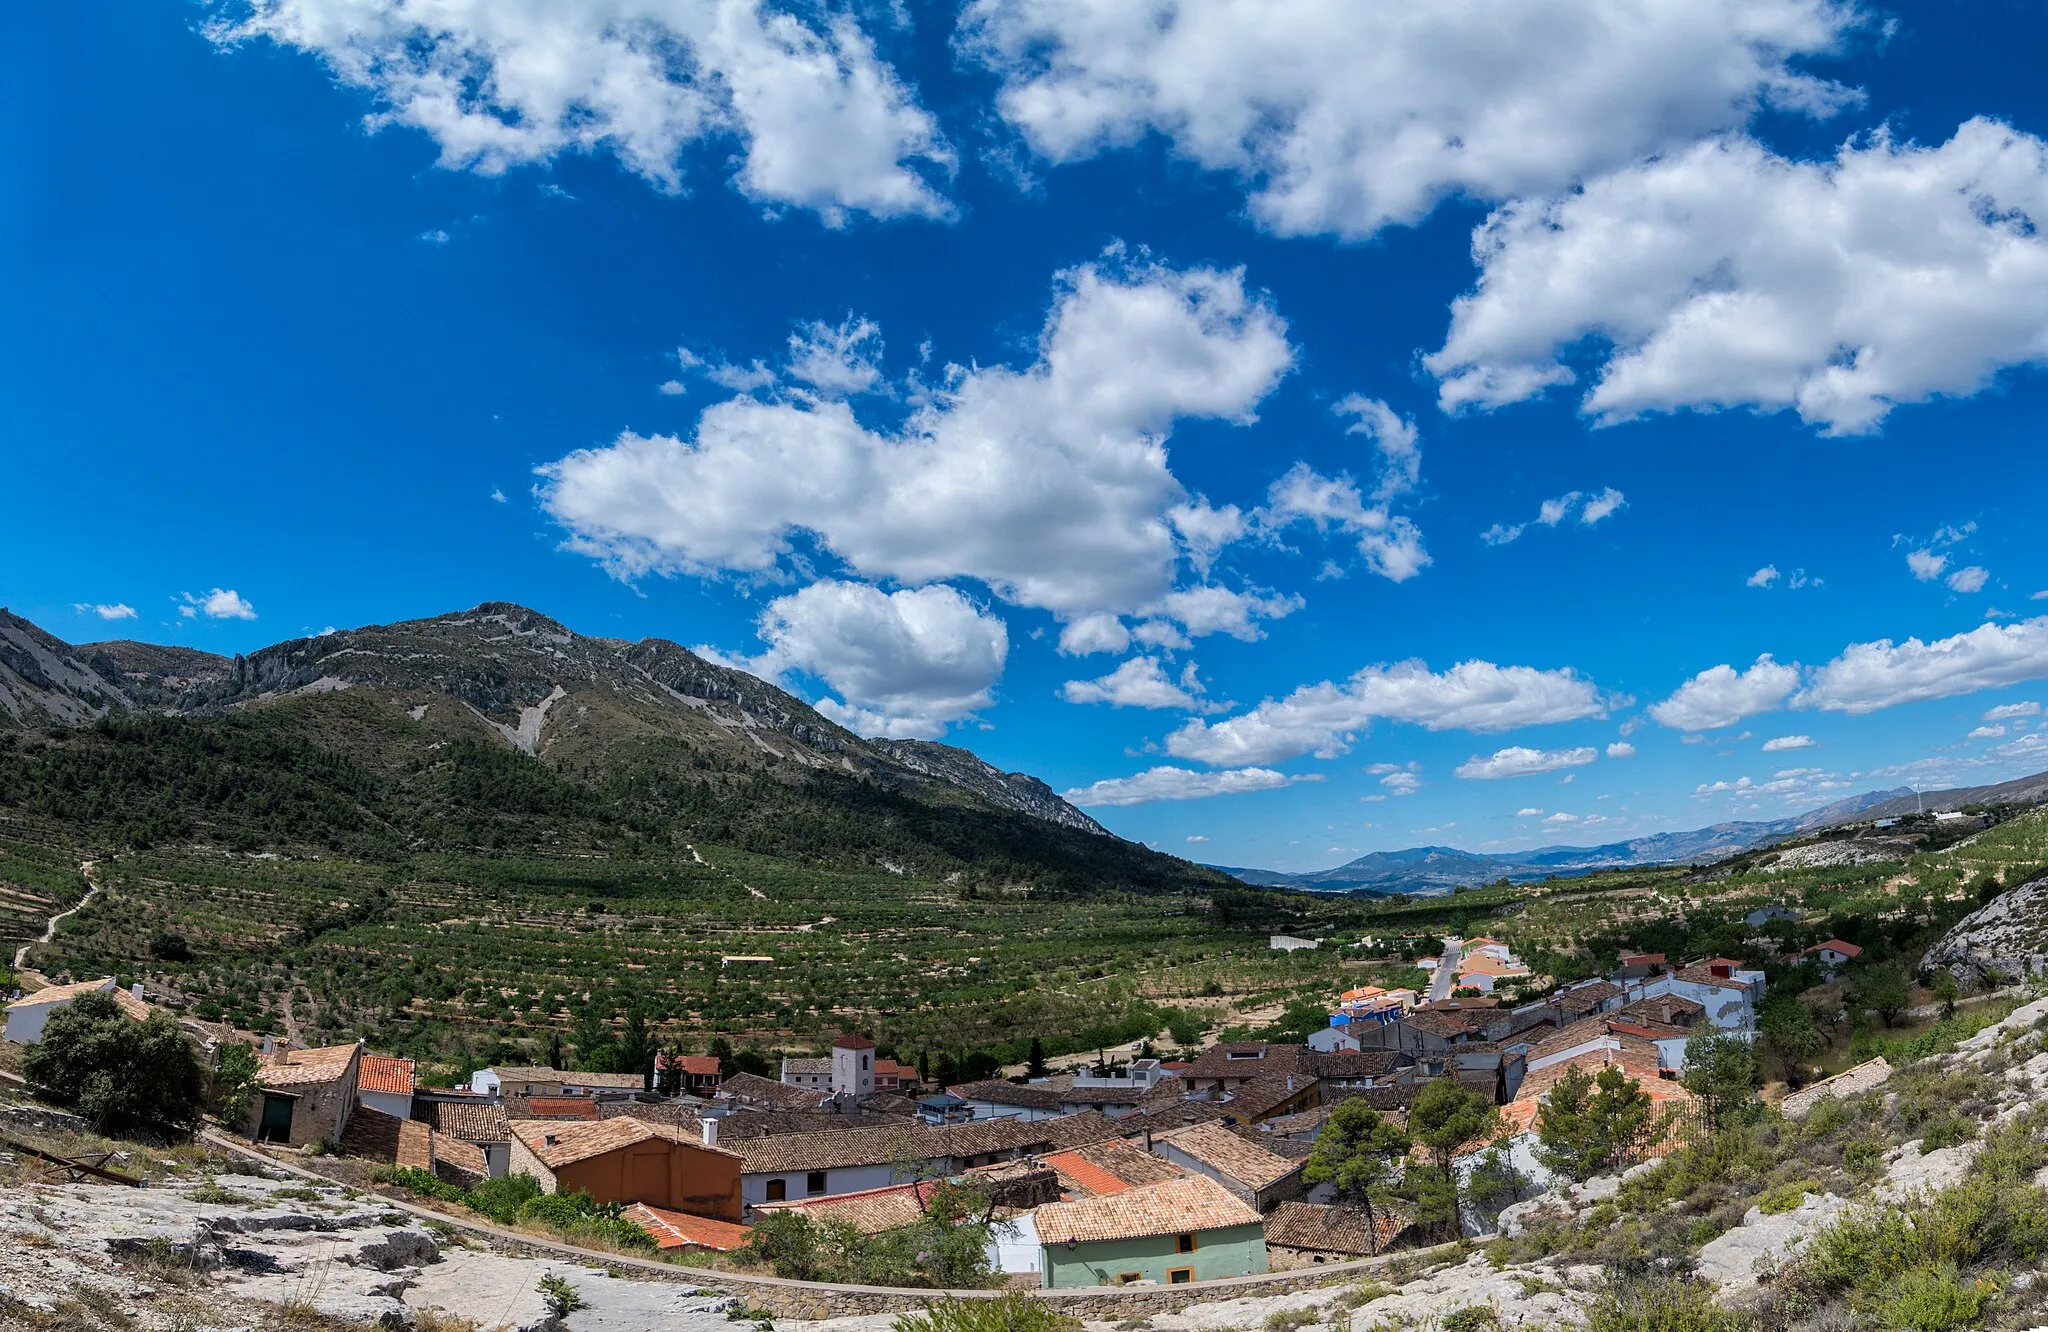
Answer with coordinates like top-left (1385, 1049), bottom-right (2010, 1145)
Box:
top-left (3, 978), bottom-right (151, 1045)
top-left (1455, 952), bottom-right (1532, 994)
top-left (754, 1164), bottom-right (1063, 1279)
top-left (656, 1053), bottom-right (723, 1094)
top-left (623, 1203), bottom-right (753, 1254)
top-left (1183, 1043), bottom-right (1305, 1097)
top-left (424, 1101), bottom-right (513, 1177)
top-left (1263, 1201), bottom-right (1405, 1268)
top-left (780, 1057), bottom-right (833, 1091)
top-left (1032, 1174), bottom-right (1267, 1287)
top-left (950, 1079), bottom-right (1065, 1122)
top-left (1745, 905), bottom-right (1800, 928)
top-left (1308, 1020), bottom-right (1362, 1054)
top-left (1149, 1122), bottom-right (1311, 1213)
top-left (1355, 1009), bottom-right (1482, 1057)
top-left (734, 1114), bottom-right (1122, 1209)
top-left (1551, 981), bottom-right (1627, 1020)
top-left (507, 1117), bottom-right (744, 1218)
top-left (919, 1094), bottom-right (974, 1124)
top-left (356, 1054), bottom-right (415, 1121)
top-left (1805, 939), bottom-right (1863, 977)
top-left (1043, 1137), bottom-right (1187, 1196)
top-left (720, 1071), bottom-right (831, 1112)
top-left (245, 1040), bottom-right (362, 1147)
top-left (470, 1066), bottom-right (565, 1099)
top-left (1463, 938), bottom-right (1511, 962)
top-left (1618, 994), bottom-right (1705, 1029)
top-left (1616, 953), bottom-right (1667, 981)
top-left (1635, 960), bottom-right (1766, 1030)
top-left (1269, 935), bottom-right (1319, 952)
top-left (1338, 986), bottom-right (1417, 1016)
top-left (874, 1057), bottom-right (917, 1092)
top-left (558, 1072), bottom-right (651, 1099)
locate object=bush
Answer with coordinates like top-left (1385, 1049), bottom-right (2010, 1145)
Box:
top-left (23, 990), bottom-right (206, 1138)
top-left (1755, 1180), bottom-right (1820, 1216)
top-left (894, 1295), bottom-right (1078, 1332)
top-left (1863, 1263), bottom-right (1997, 1332)
top-left (1587, 1277), bottom-right (1751, 1332)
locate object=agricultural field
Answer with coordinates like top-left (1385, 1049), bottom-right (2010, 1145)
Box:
top-left (11, 818), bottom-right (1407, 1072)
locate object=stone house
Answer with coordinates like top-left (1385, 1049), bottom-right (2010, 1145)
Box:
top-left (1262, 1201), bottom-right (1405, 1267)
top-left (244, 1040), bottom-right (362, 1147)
top-left (3, 977), bottom-right (151, 1045)
top-left (1149, 1122), bottom-right (1311, 1213)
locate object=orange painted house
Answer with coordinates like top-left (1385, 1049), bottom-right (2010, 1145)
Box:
top-left (507, 1118), bottom-right (744, 1220)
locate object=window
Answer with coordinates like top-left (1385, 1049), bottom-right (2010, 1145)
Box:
top-left (806, 1171), bottom-right (828, 1195)
top-left (1175, 1232), bottom-right (1198, 1254)
top-left (862, 1055), bottom-right (870, 1069)
top-left (1225, 1051), bottom-right (1259, 1060)
top-left (765, 1179), bottom-right (787, 1202)
top-left (1168, 1267), bottom-right (1193, 1285)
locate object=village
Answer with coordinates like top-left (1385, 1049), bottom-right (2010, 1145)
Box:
top-left (2, 927), bottom-right (1886, 1294)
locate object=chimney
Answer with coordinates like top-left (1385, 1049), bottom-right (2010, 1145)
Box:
top-left (544, 1134), bottom-right (558, 1148)
top-left (702, 1117), bottom-right (720, 1150)
top-left (131, 982), bottom-right (145, 999)
top-left (262, 1035), bottom-right (275, 1057)
top-left (1711, 964), bottom-right (1732, 980)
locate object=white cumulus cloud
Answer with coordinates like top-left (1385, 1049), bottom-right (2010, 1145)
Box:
top-left (1649, 656), bottom-right (1799, 731)
top-left (1258, 397), bottom-right (1431, 582)
top-left (1455, 746), bottom-right (1598, 780)
top-left (1605, 741), bottom-right (1636, 759)
top-left (1798, 616), bottom-right (2048, 714)
top-left (1515, 807), bottom-right (1544, 818)
top-left (1970, 725), bottom-right (2007, 740)
top-left (1061, 656), bottom-right (1209, 710)
top-left (1947, 566), bottom-right (1990, 594)
top-left (74, 603), bottom-right (138, 621)
top-left (713, 579), bottom-right (1007, 739)
top-left (960, 0), bottom-right (1857, 239)
top-left (1063, 765), bottom-right (1318, 807)
top-left (1985, 702), bottom-right (2041, 721)
top-left (1762, 734), bottom-right (1818, 751)
top-left (1747, 565), bottom-right (1780, 588)
top-left (178, 589), bottom-right (258, 620)
top-left (1167, 659), bottom-right (1611, 766)
top-left (538, 256), bottom-right (1294, 628)
top-left (1428, 119), bottom-right (2048, 434)
top-left (209, 0), bottom-right (955, 224)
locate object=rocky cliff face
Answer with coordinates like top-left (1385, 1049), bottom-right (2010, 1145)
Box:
top-left (0, 610), bottom-right (135, 724)
top-left (1922, 873), bottom-right (2048, 983)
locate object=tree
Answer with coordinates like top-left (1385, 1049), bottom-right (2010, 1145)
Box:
top-left (1758, 996), bottom-right (1826, 1089)
top-left (1407, 1078), bottom-right (1502, 1185)
top-left (708, 1035), bottom-right (734, 1064)
top-left (1026, 1037), bottom-right (1048, 1079)
top-left (210, 1042), bottom-right (263, 1125)
top-left (24, 991), bottom-right (206, 1138)
top-left (1304, 1100), bottom-right (1411, 1252)
top-left (1931, 970), bottom-right (1960, 1020)
top-left (1854, 965), bottom-right (1911, 1029)
top-left (1535, 1064), bottom-right (1654, 1182)
top-left (618, 1000), bottom-right (653, 1089)
top-left (1681, 1032), bottom-right (1761, 1132)
top-left (656, 1040), bottom-right (684, 1098)
top-left (545, 1031), bottom-right (565, 1070)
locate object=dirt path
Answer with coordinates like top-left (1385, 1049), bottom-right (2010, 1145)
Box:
top-left (12, 860), bottom-right (100, 972)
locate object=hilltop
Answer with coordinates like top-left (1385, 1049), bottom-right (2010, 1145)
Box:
top-left (0, 602), bottom-right (1221, 894)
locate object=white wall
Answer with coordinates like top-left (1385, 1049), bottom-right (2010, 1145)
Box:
top-left (360, 1089), bottom-right (413, 1121)
top-left (962, 1100), bottom-right (1057, 1122)
top-left (470, 1069), bottom-right (502, 1097)
top-left (991, 1211), bottom-right (1042, 1276)
top-left (742, 1162), bottom-right (904, 1209)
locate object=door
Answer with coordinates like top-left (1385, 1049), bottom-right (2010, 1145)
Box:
top-left (257, 1094), bottom-right (294, 1143)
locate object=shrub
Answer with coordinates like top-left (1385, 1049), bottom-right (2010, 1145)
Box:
top-left (537, 1274), bottom-right (583, 1317)
top-left (1755, 1181), bottom-right (1821, 1216)
top-left (894, 1295), bottom-right (1079, 1332)
top-left (1860, 1263), bottom-right (1997, 1332)
top-left (1587, 1277), bottom-right (1751, 1332)
top-left (1918, 1114), bottom-right (1977, 1153)
top-left (23, 991), bottom-right (206, 1138)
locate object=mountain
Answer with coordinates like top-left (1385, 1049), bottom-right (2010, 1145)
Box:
top-left (0, 603), bottom-right (1195, 892)
top-left (1217, 786), bottom-right (1929, 895)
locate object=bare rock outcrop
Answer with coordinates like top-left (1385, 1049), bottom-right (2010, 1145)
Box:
top-left (1923, 875), bottom-right (2048, 984)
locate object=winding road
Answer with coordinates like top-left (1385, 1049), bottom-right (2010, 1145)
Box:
top-left (12, 860), bottom-right (100, 972)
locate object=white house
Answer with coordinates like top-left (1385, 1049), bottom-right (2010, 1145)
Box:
top-left (1269, 935), bottom-right (1319, 952)
top-left (1634, 960), bottom-right (1766, 1031)
top-left (1805, 939), bottom-right (1863, 978)
top-left (779, 1057), bottom-right (832, 1091)
top-left (357, 1053), bottom-right (416, 1121)
top-left (3, 978), bottom-right (150, 1045)
top-left (1308, 1022), bottom-right (1362, 1054)
top-left (950, 1080), bottom-right (1064, 1122)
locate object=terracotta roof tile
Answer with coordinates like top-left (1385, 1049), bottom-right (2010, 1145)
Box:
top-left (257, 1041), bottom-right (360, 1089)
top-left (624, 1203), bottom-right (753, 1252)
top-left (358, 1054), bottom-right (415, 1096)
top-left (1263, 1201), bottom-right (1403, 1255)
top-left (6, 977), bottom-right (152, 1020)
top-left (509, 1116), bottom-right (741, 1169)
top-left (1044, 1136), bottom-right (1184, 1197)
top-left (435, 1134), bottom-right (489, 1177)
top-left (1154, 1121), bottom-right (1300, 1191)
top-left (427, 1102), bottom-right (511, 1141)
top-left (510, 1096), bottom-right (601, 1121)
top-left (340, 1105), bottom-right (432, 1169)
top-left (950, 1079), bottom-right (1063, 1112)
top-left (1032, 1174), bottom-right (1261, 1245)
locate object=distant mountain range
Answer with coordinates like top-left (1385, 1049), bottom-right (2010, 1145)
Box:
top-left (1208, 783), bottom-right (2032, 896)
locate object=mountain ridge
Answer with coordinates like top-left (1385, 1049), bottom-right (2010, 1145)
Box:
top-left (1211, 784), bottom-right (1965, 895)
top-left (0, 601), bottom-right (1141, 871)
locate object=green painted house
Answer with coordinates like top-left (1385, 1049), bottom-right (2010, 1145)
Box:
top-left (1033, 1174), bottom-right (1267, 1288)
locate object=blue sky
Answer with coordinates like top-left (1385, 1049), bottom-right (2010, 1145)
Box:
top-left (7, 1), bottom-right (2048, 872)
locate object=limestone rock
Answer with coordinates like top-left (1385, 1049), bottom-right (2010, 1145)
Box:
top-left (1695, 1192), bottom-right (1852, 1294)
top-left (1924, 879), bottom-right (2048, 986)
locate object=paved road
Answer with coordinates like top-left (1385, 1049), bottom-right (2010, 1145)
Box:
top-left (1427, 935), bottom-right (1462, 1002)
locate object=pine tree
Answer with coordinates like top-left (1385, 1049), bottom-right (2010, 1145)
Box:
top-left (1026, 1036), bottom-right (1048, 1079)
top-left (1304, 1100), bottom-right (1411, 1253)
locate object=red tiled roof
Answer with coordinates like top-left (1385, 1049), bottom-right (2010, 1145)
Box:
top-left (524, 1097), bottom-right (600, 1120)
top-left (1809, 939), bottom-right (1863, 958)
top-left (358, 1054), bottom-right (415, 1096)
top-left (624, 1203), bottom-right (753, 1252)
top-left (1033, 1174), bottom-right (1261, 1245)
top-left (832, 1034), bottom-right (876, 1050)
